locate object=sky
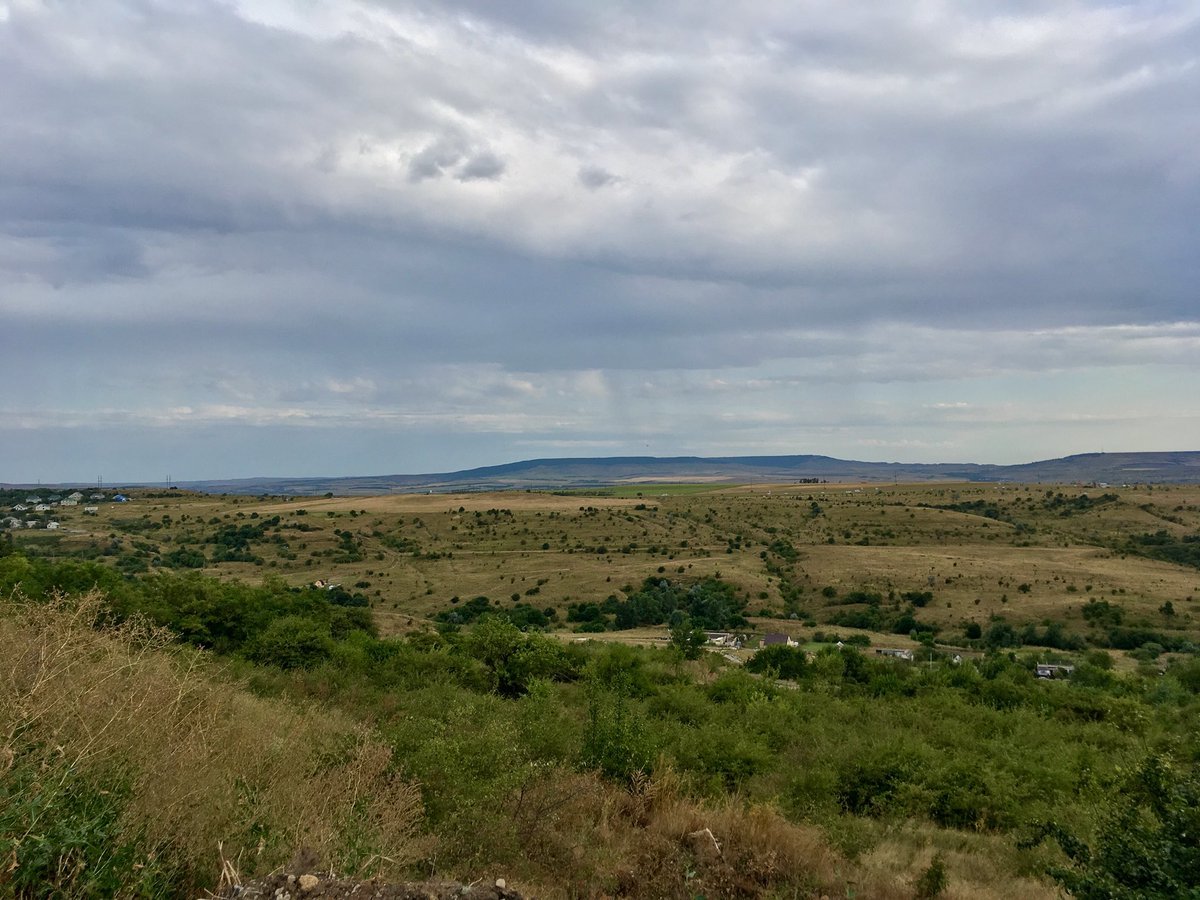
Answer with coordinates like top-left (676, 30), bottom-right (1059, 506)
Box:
top-left (2, 0), bottom-right (1199, 483)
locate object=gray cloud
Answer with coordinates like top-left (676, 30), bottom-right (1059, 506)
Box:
top-left (1, 0), bottom-right (1198, 479)
top-left (577, 165), bottom-right (620, 189)
top-left (457, 152), bottom-right (505, 181)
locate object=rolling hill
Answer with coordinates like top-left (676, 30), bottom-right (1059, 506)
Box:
top-left (164, 450), bottom-right (1200, 495)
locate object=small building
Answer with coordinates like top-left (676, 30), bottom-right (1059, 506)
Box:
top-left (875, 648), bottom-right (915, 661)
top-left (25, 497), bottom-right (41, 504)
top-left (12, 504), bottom-right (27, 512)
top-left (112, 494), bottom-right (129, 503)
top-left (46, 495), bottom-right (61, 502)
top-left (705, 632), bottom-right (744, 649)
top-left (24, 519), bottom-right (38, 528)
top-left (762, 632), bottom-right (798, 647)
top-left (34, 504), bottom-right (50, 512)
top-left (66, 491), bottom-right (84, 501)
top-left (59, 498), bottom-right (78, 507)
top-left (1, 517), bottom-right (21, 529)
top-left (90, 493), bottom-right (106, 500)
top-left (83, 506), bottom-right (99, 515)
top-left (1036, 664), bottom-right (1074, 679)
top-left (46, 521), bottom-right (60, 530)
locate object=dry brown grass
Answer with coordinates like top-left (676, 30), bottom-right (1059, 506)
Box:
top-left (0, 590), bottom-right (429, 892)
top-left (470, 765), bottom-right (1058, 899)
top-left (27, 481), bottom-right (1200, 645)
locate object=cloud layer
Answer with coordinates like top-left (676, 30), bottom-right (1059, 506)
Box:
top-left (2, 0), bottom-right (1198, 480)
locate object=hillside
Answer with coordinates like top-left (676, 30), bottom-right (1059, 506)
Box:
top-left (159, 450), bottom-right (1200, 495)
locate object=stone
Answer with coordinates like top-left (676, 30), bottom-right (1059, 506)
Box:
top-left (298, 874), bottom-right (320, 892)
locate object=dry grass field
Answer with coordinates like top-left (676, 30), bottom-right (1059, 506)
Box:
top-left (14, 480), bottom-right (1200, 656)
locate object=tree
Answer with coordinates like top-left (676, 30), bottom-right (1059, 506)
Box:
top-left (244, 616), bottom-right (333, 670)
top-left (745, 644), bottom-right (808, 680)
top-left (464, 614), bottom-right (574, 696)
top-left (669, 616), bottom-right (706, 659)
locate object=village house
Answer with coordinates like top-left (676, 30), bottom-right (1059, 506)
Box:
top-left (34, 504), bottom-right (51, 512)
top-left (46, 521), bottom-right (60, 530)
top-left (90, 493), bottom-right (105, 500)
top-left (83, 506), bottom-right (99, 515)
top-left (2, 517), bottom-right (21, 529)
top-left (1035, 664), bottom-right (1074, 679)
top-left (705, 632), bottom-right (744, 649)
top-left (66, 491), bottom-right (84, 501)
top-left (12, 504), bottom-right (27, 512)
top-left (761, 632), bottom-right (798, 647)
top-left (59, 498), bottom-right (78, 507)
top-left (875, 648), bottom-right (915, 661)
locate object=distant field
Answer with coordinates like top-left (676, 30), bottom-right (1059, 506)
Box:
top-left (553, 482), bottom-right (741, 497)
top-left (8, 480), bottom-right (1199, 662)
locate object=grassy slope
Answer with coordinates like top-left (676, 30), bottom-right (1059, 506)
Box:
top-left (2, 590), bottom-right (1081, 899)
top-left (14, 482), bottom-right (1200, 651)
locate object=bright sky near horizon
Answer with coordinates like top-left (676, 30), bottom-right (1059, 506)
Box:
top-left (2, 0), bottom-right (1199, 482)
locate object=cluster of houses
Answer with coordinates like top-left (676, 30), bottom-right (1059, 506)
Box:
top-left (724, 632), bottom-right (982, 669)
top-left (3, 491), bottom-right (126, 530)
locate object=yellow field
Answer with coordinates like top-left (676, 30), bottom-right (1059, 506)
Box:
top-left (19, 481), bottom-right (1200, 652)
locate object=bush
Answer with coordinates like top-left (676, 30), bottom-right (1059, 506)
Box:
top-left (1026, 754), bottom-right (1200, 898)
top-left (746, 644), bottom-right (808, 680)
top-left (244, 615), bottom-right (334, 669)
top-left (580, 674), bottom-right (653, 782)
top-left (915, 853), bottom-right (948, 898)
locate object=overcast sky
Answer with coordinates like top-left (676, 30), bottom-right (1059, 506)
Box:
top-left (3, 0), bottom-right (1198, 482)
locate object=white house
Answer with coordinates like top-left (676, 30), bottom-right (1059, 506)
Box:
top-left (46, 521), bottom-right (60, 530)
top-left (90, 493), bottom-right (105, 500)
top-left (2, 517), bottom-right (21, 529)
top-left (34, 504), bottom-right (50, 512)
top-left (1035, 664), bottom-right (1074, 679)
top-left (83, 506), bottom-right (99, 515)
top-left (66, 491), bottom-right (84, 501)
top-left (12, 504), bottom-right (27, 512)
top-left (705, 632), bottom-right (745, 649)
top-left (59, 498), bottom-right (78, 507)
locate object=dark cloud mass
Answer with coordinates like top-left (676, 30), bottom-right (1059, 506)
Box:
top-left (1, 0), bottom-right (1198, 481)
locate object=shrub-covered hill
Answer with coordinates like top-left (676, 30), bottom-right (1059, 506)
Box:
top-left (3, 549), bottom-right (1200, 897)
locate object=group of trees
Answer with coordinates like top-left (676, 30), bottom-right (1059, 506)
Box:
top-left (0, 553), bottom-right (372, 668)
top-left (567, 576), bottom-right (748, 632)
top-left (1128, 529), bottom-right (1200, 569)
top-left (823, 589), bottom-right (940, 637)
